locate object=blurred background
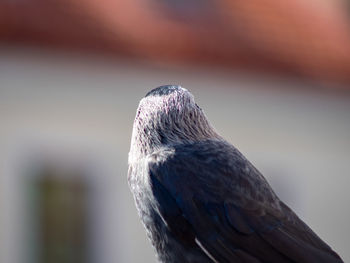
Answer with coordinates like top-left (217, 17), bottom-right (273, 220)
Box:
top-left (0, 1), bottom-right (350, 263)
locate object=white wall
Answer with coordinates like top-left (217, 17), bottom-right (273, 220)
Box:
top-left (0, 46), bottom-right (349, 263)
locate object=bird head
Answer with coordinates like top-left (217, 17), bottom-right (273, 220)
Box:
top-left (129, 85), bottom-right (219, 161)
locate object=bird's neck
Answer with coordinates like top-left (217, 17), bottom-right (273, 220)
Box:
top-left (128, 108), bottom-right (219, 164)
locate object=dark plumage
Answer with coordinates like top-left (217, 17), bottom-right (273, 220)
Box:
top-left (128, 85), bottom-right (343, 263)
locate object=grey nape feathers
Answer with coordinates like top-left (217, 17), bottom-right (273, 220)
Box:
top-left (128, 85), bottom-right (343, 263)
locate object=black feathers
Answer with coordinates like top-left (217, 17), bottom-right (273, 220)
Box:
top-left (147, 141), bottom-right (343, 262)
top-left (128, 86), bottom-right (344, 263)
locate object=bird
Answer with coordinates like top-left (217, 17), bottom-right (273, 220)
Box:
top-left (128, 85), bottom-right (343, 263)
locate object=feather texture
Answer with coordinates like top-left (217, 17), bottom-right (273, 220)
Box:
top-left (128, 85), bottom-right (343, 263)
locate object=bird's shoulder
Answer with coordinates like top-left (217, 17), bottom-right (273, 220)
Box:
top-left (147, 139), bottom-right (281, 213)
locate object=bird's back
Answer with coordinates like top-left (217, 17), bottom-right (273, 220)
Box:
top-left (131, 139), bottom-right (344, 263)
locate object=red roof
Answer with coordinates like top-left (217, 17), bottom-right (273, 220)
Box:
top-left (1, 0), bottom-right (350, 84)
